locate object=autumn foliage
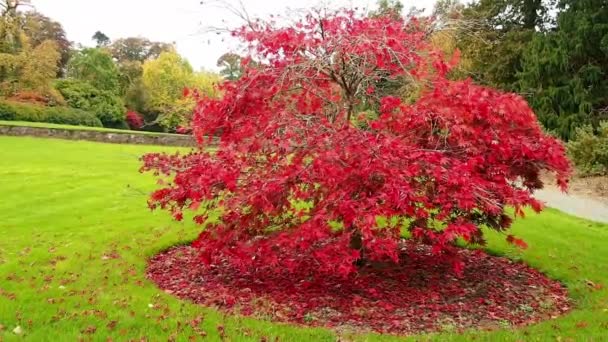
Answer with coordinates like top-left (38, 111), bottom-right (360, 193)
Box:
top-left (126, 110), bottom-right (144, 130)
top-left (141, 10), bottom-right (571, 278)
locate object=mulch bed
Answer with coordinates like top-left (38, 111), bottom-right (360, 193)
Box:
top-left (147, 244), bottom-right (570, 335)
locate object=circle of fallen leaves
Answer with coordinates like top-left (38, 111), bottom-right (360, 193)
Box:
top-left (147, 242), bottom-right (571, 335)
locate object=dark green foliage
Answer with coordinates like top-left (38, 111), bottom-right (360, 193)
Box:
top-left (567, 121), bottom-right (608, 175)
top-left (0, 100), bottom-right (102, 126)
top-left (54, 79), bottom-right (126, 127)
top-left (517, 0), bottom-right (608, 140)
top-left (110, 37), bottom-right (172, 63)
top-left (92, 30), bottom-right (110, 47)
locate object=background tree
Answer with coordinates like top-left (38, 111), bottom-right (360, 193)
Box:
top-left (92, 30), bottom-right (110, 47)
top-left (66, 47), bottom-right (120, 94)
top-left (141, 50), bottom-right (219, 130)
top-left (216, 52), bottom-right (242, 80)
top-left (0, 33), bottom-right (62, 102)
top-left (517, 0), bottom-right (608, 140)
top-left (20, 11), bottom-right (71, 75)
top-left (142, 10), bottom-right (570, 279)
top-left (18, 39), bottom-right (60, 92)
top-left (109, 37), bottom-right (173, 95)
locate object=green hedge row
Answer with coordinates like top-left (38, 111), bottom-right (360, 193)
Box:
top-left (0, 101), bottom-right (102, 127)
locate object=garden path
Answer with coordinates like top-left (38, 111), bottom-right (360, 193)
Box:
top-left (535, 186), bottom-right (608, 223)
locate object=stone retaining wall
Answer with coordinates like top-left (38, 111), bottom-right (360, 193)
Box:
top-left (0, 125), bottom-right (197, 147)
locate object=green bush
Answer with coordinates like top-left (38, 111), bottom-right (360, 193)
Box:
top-left (0, 101), bottom-right (102, 127)
top-left (54, 79), bottom-right (126, 127)
top-left (567, 121), bottom-right (608, 175)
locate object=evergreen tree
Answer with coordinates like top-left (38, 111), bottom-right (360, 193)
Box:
top-left (517, 0), bottom-right (608, 140)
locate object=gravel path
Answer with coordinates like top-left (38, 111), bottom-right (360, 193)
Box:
top-left (535, 187), bottom-right (608, 223)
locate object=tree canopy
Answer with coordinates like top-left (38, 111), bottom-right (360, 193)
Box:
top-left (66, 48), bottom-right (121, 95)
top-left (20, 11), bottom-right (70, 74)
top-left (142, 9), bottom-right (570, 278)
top-left (142, 50), bottom-right (219, 130)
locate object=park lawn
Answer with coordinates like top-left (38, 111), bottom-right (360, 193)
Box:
top-left (0, 120), bottom-right (184, 137)
top-left (0, 136), bottom-right (607, 341)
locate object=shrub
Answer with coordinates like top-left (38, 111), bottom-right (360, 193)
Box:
top-left (126, 110), bottom-right (144, 130)
top-left (568, 121), bottom-right (608, 175)
top-left (142, 10), bottom-right (571, 279)
top-left (0, 100), bottom-right (102, 127)
top-left (54, 79), bottom-right (126, 127)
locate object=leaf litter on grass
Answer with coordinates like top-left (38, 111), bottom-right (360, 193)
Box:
top-left (148, 243), bottom-right (571, 335)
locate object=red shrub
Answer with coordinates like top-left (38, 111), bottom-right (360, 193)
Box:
top-left (126, 110), bottom-right (144, 130)
top-left (9, 91), bottom-right (52, 105)
top-left (141, 10), bottom-right (571, 278)
top-left (175, 125), bottom-right (192, 134)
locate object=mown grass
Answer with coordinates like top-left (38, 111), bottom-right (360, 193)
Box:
top-left (0, 120), bottom-right (184, 137)
top-left (0, 136), bottom-right (607, 341)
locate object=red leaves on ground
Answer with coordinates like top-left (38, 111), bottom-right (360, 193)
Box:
top-left (147, 243), bottom-right (570, 335)
top-left (141, 10), bottom-right (571, 278)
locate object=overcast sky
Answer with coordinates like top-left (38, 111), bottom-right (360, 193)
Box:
top-left (29, 0), bottom-right (440, 71)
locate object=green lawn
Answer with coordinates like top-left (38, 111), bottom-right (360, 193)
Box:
top-left (0, 136), bottom-right (607, 341)
top-left (0, 120), bottom-right (184, 137)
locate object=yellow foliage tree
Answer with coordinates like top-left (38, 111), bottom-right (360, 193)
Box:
top-left (142, 50), bottom-right (220, 130)
top-left (0, 33), bottom-right (61, 102)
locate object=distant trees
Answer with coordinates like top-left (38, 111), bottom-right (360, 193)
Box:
top-left (17, 39), bottom-right (60, 93)
top-left (109, 37), bottom-right (173, 99)
top-left (92, 31), bottom-right (110, 47)
top-left (216, 53), bottom-right (242, 81)
top-left (518, 0), bottom-right (608, 140)
top-left (0, 2), bottom-right (223, 132)
top-left (20, 11), bottom-right (70, 74)
top-left (456, 0), bottom-right (553, 91)
top-left (110, 37), bottom-right (172, 63)
top-left (0, 4), bottom-right (62, 102)
top-left (0, 0), bottom-right (30, 53)
top-left (67, 48), bottom-right (121, 94)
top-left (142, 50), bottom-right (220, 129)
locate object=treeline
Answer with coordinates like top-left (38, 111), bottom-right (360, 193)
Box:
top-left (0, 0), bottom-right (220, 132)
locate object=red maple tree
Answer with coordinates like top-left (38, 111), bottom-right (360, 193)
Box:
top-left (141, 10), bottom-right (570, 278)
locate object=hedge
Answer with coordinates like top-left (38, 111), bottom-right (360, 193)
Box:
top-left (0, 101), bottom-right (102, 127)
